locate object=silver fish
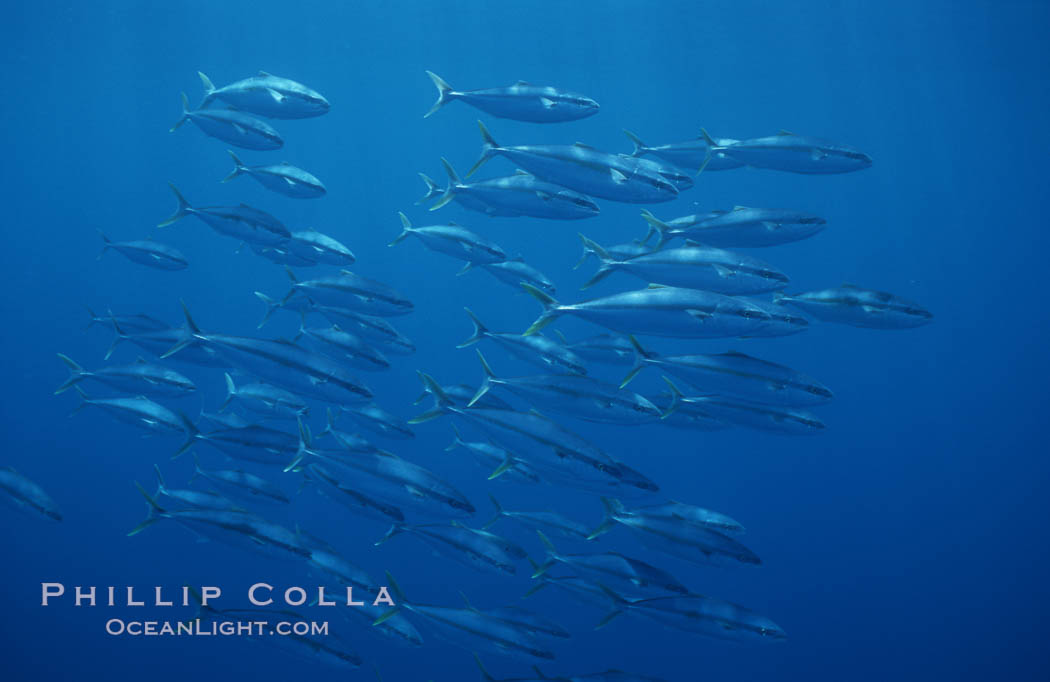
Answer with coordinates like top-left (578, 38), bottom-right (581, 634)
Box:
top-left (0, 467), bottom-right (61, 521)
top-left (641, 206), bottom-right (826, 248)
top-left (705, 128), bottom-right (871, 174)
top-left (55, 354), bottom-right (196, 398)
top-left (425, 71), bottom-right (598, 123)
top-left (198, 71), bottom-right (329, 119)
top-left (389, 213), bottom-right (506, 267)
top-left (222, 150), bottom-right (326, 198)
top-left (775, 285), bottom-right (933, 329)
top-left (97, 231), bottom-right (187, 270)
top-left (171, 93), bottom-right (282, 150)
top-left (624, 129), bottom-right (742, 172)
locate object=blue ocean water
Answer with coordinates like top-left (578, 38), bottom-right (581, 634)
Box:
top-left (2, 1), bottom-right (1048, 680)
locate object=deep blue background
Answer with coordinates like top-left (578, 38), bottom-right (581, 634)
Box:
top-left (2, 1), bottom-right (1048, 680)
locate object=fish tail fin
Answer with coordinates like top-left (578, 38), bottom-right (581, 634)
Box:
top-left (578, 234), bottom-right (616, 289)
top-left (388, 212), bottom-right (413, 247)
top-left (619, 335), bottom-right (652, 388)
top-left (128, 481), bottom-right (165, 536)
top-left (153, 463), bottom-right (167, 496)
top-left (535, 530), bottom-right (557, 557)
top-left (222, 149), bottom-right (246, 183)
top-left (67, 385), bottom-right (91, 418)
top-left (54, 353), bottom-right (84, 394)
top-left (158, 182), bottom-right (192, 227)
top-left (423, 71), bottom-right (454, 118)
top-left (190, 453), bottom-right (204, 483)
top-left (640, 209), bottom-right (671, 246)
top-left (660, 376), bottom-right (683, 419)
top-left (429, 159), bottom-right (458, 211)
top-left (104, 312), bottom-right (128, 360)
top-left (457, 308), bottom-right (488, 348)
top-left (170, 93), bottom-right (191, 132)
top-left (473, 654), bottom-right (496, 682)
top-left (319, 407), bottom-right (336, 438)
top-left (197, 71), bottom-right (216, 106)
top-left (772, 292), bottom-right (786, 304)
top-left (220, 373), bottom-right (236, 411)
top-left (374, 524), bottom-right (405, 546)
top-left (699, 127), bottom-right (718, 147)
top-left (83, 305), bottom-right (100, 330)
top-left (253, 291), bottom-right (280, 329)
top-left (173, 412), bottom-right (198, 458)
top-left (482, 494), bottom-right (503, 529)
top-left (467, 120), bottom-right (498, 177)
top-left (521, 284), bottom-right (560, 336)
top-left (595, 608), bottom-right (624, 630)
top-left (160, 301), bottom-right (200, 359)
top-left (408, 373), bottom-right (450, 423)
top-left (488, 456), bottom-right (515, 480)
top-left (383, 571), bottom-right (407, 604)
top-left (588, 497), bottom-right (623, 540)
top-left (468, 350), bottom-right (497, 407)
top-left (623, 129), bottom-right (647, 156)
top-left (444, 423), bottom-right (464, 452)
top-left (416, 173), bottom-right (442, 205)
top-left (96, 229), bottom-right (112, 261)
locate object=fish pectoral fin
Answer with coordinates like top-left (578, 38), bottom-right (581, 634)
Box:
top-left (712, 264), bottom-right (735, 278)
top-left (609, 168), bottom-right (628, 184)
top-left (282, 176), bottom-right (297, 186)
top-left (762, 221), bottom-right (779, 231)
top-left (861, 305), bottom-right (884, 314)
top-left (536, 190), bottom-right (553, 201)
top-left (267, 88), bottom-right (286, 103)
top-left (809, 148), bottom-right (826, 161)
top-left (540, 97), bottom-right (556, 108)
top-left (404, 485), bottom-right (424, 499)
top-left (686, 308), bottom-right (712, 321)
top-left (232, 123), bottom-right (247, 136)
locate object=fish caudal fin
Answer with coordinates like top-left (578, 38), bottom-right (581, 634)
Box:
top-left (427, 157), bottom-right (459, 211)
top-left (222, 150), bottom-right (247, 183)
top-left (473, 654), bottom-right (496, 682)
top-left (620, 335), bottom-right (652, 388)
top-left (588, 497), bottom-right (624, 540)
top-left (170, 93), bottom-right (191, 132)
top-left (54, 353), bottom-right (84, 394)
top-left (253, 291), bottom-right (281, 329)
top-left (128, 481), bottom-right (166, 536)
top-left (197, 71), bottom-right (216, 107)
top-left (220, 373), bottom-right (237, 411)
top-left (578, 234), bottom-right (616, 289)
top-left (458, 308), bottom-right (488, 348)
top-left (482, 494), bottom-right (504, 530)
top-left (416, 173), bottom-right (441, 205)
top-left (388, 212), bottom-right (413, 247)
top-left (467, 120), bottom-right (498, 177)
top-left (468, 350), bottom-right (497, 407)
top-left (660, 376), bottom-right (684, 419)
top-left (521, 284), bottom-right (560, 336)
top-left (639, 209), bottom-right (674, 246)
top-left (424, 71), bottom-right (454, 118)
top-left (623, 129), bottom-right (647, 156)
top-left (158, 183), bottom-right (192, 227)
top-left (408, 372), bottom-right (451, 423)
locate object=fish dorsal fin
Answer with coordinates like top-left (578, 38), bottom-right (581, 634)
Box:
top-left (647, 283), bottom-right (668, 289)
top-left (514, 169), bottom-right (532, 176)
top-left (841, 283), bottom-right (861, 289)
top-left (722, 350), bottom-right (753, 358)
top-left (573, 142), bottom-right (595, 149)
top-left (258, 71), bottom-right (272, 77)
top-left (778, 129), bottom-right (796, 136)
top-left (732, 205), bottom-right (750, 211)
top-left (515, 80), bottom-right (532, 86)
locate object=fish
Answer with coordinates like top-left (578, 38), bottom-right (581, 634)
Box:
top-left (630, 500), bottom-right (745, 536)
top-left (168, 303), bottom-right (373, 406)
top-left (191, 423), bottom-right (300, 465)
top-left (286, 230), bottom-right (356, 266)
top-left (459, 308), bottom-right (587, 376)
top-left (641, 207), bottom-right (826, 248)
top-left (106, 317), bottom-right (225, 367)
top-left (307, 462), bottom-right (406, 524)
top-left (624, 129), bottom-right (743, 172)
top-left (589, 498), bottom-right (760, 566)
top-left (318, 408), bottom-right (394, 455)
top-left (244, 241), bottom-right (317, 267)
top-left (533, 532), bottom-right (688, 596)
top-left (198, 411), bottom-right (255, 430)
top-left (475, 258), bottom-right (557, 296)
top-left (389, 212), bottom-right (507, 267)
top-left (289, 421), bottom-right (475, 519)
top-left (84, 307), bottom-right (167, 335)
top-left (378, 573), bottom-right (556, 661)
top-left (622, 337), bottom-right (832, 407)
top-left (222, 373), bottom-right (309, 419)
top-left (0, 467), bottom-right (61, 521)
top-left (69, 387), bottom-right (197, 454)
top-left (471, 351), bottom-right (661, 425)
top-left (55, 354), bottom-right (196, 398)
top-left (558, 332), bottom-right (635, 366)
top-left (222, 150), bottom-right (326, 198)
top-left (284, 268), bottom-right (414, 317)
top-left (446, 428), bottom-right (541, 484)
top-left (663, 378), bottom-right (826, 434)
top-left (158, 184), bottom-right (291, 247)
top-left (170, 93), bottom-right (283, 150)
top-left (737, 297), bottom-right (810, 337)
top-left (469, 122), bottom-right (678, 204)
top-left (424, 159), bottom-right (600, 220)
top-left (425, 71), bottom-right (598, 123)
top-left (340, 403), bottom-right (415, 440)
top-left (417, 383), bottom-right (515, 411)
top-left (484, 494), bottom-right (591, 540)
top-left (596, 586), bottom-right (786, 642)
top-left (579, 235), bottom-right (788, 294)
top-left (376, 521), bottom-right (526, 575)
top-left (618, 154), bottom-right (694, 191)
top-left (151, 465), bottom-right (240, 512)
top-left (254, 293), bottom-right (414, 353)
top-left (575, 239), bottom-right (655, 271)
top-left (296, 324), bottom-right (390, 372)
top-left (198, 71), bottom-right (329, 119)
top-left (482, 605), bottom-right (572, 640)
top-left (704, 128), bottom-right (871, 174)
top-left (190, 455), bottom-right (290, 505)
top-left (523, 283), bottom-right (772, 339)
top-left (649, 392), bottom-right (729, 432)
top-left (524, 573), bottom-right (624, 610)
top-left (97, 231), bottom-right (187, 270)
top-left (775, 285), bottom-right (933, 329)
top-left (128, 484), bottom-right (309, 562)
